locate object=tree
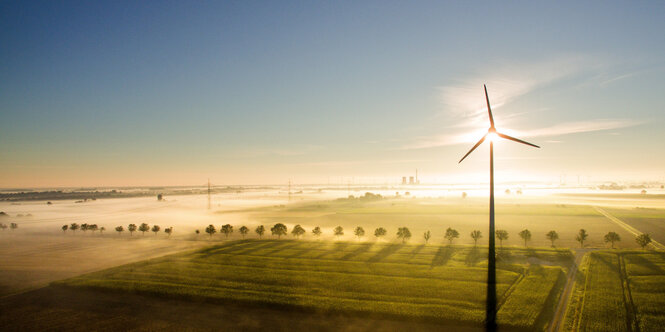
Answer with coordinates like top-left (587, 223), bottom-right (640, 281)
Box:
top-left (128, 223), bottom-right (137, 236)
top-left (115, 226), bottom-right (124, 235)
top-left (70, 223), bottom-right (80, 233)
top-left (397, 227), bottom-right (411, 243)
top-left (576, 229), bottom-right (588, 248)
top-left (165, 227), bottom-right (173, 237)
top-left (354, 226), bottom-right (365, 240)
top-left (151, 225), bottom-right (160, 235)
top-left (333, 226), bottom-right (344, 238)
top-left (205, 224), bottom-right (216, 237)
top-left (100, 226), bottom-right (105, 234)
top-left (255, 225), bottom-right (265, 239)
top-left (470, 230), bottom-right (482, 247)
top-left (62, 224), bottom-right (68, 233)
top-left (0, 223), bottom-right (7, 231)
top-left (636, 233), bottom-right (652, 249)
top-left (195, 229), bottom-right (200, 236)
top-left (518, 229), bottom-right (532, 247)
top-left (374, 227), bottom-right (387, 239)
top-left (292, 224), bottom-right (305, 239)
top-left (157, 194), bottom-right (163, 201)
top-left (546, 230), bottom-right (559, 247)
top-left (138, 223), bottom-right (150, 236)
top-left (423, 230), bottom-right (431, 244)
top-left (89, 224), bottom-right (99, 234)
top-left (221, 224), bottom-right (233, 238)
top-left (604, 232), bottom-right (621, 248)
top-left (271, 223), bottom-right (287, 239)
top-left (312, 226), bottom-right (322, 237)
top-left (81, 223), bottom-right (89, 233)
top-left (444, 228), bottom-right (459, 245)
top-left (239, 226), bottom-right (249, 239)
top-left (10, 222), bottom-right (18, 230)
top-left (495, 230), bottom-right (509, 247)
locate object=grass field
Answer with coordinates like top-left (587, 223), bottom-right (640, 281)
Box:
top-left (56, 239), bottom-right (569, 330)
top-left (564, 251), bottom-right (665, 332)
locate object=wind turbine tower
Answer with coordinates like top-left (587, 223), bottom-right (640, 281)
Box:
top-left (458, 84), bottom-right (540, 331)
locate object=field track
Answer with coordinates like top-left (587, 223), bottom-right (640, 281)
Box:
top-left (593, 207), bottom-right (665, 250)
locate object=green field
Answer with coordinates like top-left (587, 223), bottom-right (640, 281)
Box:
top-left (564, 251), bottom-right (665, 331)
top-left (56, 240), bottom-right (570, 330)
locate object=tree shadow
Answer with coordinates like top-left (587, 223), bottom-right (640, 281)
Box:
top-left (624, 252), bottom-right (665, 275)
top-left (368, 243), bottom-right (403, 263)
top-left (261, 241), bottom-right (302, 257)
top-left (341, 243), bottom-right (374, 260)
top-left (314, 242), bottom-right (350, 259)
top-left (408, 244), bottom-right (425, 260)
top-left (465, 246), bottom-right (484, 267)
top-left (227, 240), bottom-right (279, 255)
top-left (431, 245), bottom-right (456, 267)
top-left (285, 241), bottom-right (324, 259)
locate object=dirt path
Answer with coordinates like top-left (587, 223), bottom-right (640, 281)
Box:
top-left (593, 206), bottom-right (665, 250)
top-left (548, 249), bottom-right (588, 332)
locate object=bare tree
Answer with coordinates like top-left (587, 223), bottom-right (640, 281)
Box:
top-left (636, 233), bottom-right (652, 249)
top-left (518, 229), bottom-right (532, 247)
top-left (444, 227), bottom-right (459, 245)
top-left (546, 230), bottom-right (559, 247)
top-left (397, 227), bottom-right (411, 243)
top-left (470, 230), bottom-right (482, 247)
top-left (255, 225), bottom-right (265, 239)
top-left (495, 230), bottom-right (509, 247)
top-left (423, 230), bottom-right (431, 244)
top-left (239, 226), bottom-right (249, 239)
top-left (354, 226), bottom-right (365, 240)
top-left (604, 231), bottom-right (621, 249)
top-left (576, 229), bottom-right (588, 248)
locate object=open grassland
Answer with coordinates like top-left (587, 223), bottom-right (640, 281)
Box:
top-left (228, 197), bottom-right (641, 248)
top-left (564, 251), bottom-right (665, 332)
top-left (57, 240), bottom-right (569, 330)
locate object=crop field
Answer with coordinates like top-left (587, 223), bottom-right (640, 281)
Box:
top-left (604, 207), bottom-right (665, 245)
top-left (56, 240), bottom-right (569, 330)
top-left (564, 251), bottom-right (665, 332)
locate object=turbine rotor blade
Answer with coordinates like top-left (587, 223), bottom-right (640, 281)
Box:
top-left (484, 84), bottom-right (495, 128)
top-left (459, 134), bottom-right (488, 163)
top-left (496, 132), bottom-right (540, 148)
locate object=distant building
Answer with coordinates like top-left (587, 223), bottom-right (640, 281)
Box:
top-left (402, 177), bottom-right (407, 185)
top-left (409, 176), bottom-right (415, 184)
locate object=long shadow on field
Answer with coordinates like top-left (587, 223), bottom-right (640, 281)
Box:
top-left (314, 242), bottom-right (350, 259)
top-left (368, 243), bottom-right (403, 263)
top-left (431, 245), bottom-right (456, 267)
top-left (624, 252), bottom-right (665, 275)
top-left (408, 244), bottom-right (425, 260)
top-left (197, 241), bottom-right (248, 258)
top-left (232, 240), bottom-right (284, 256)
top-left (262, 241), bottom-right (302, 257)
top-left (341, 243), bottom-right (374, 260)
top-left (465, 247), bottom-right (484, 267)
top-left (286, 241), bottom-right (324, 259)
top-left (596, 252), bottom-right (621, 274)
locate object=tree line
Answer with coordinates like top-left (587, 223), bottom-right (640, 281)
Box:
top-left (61, 223), bottom-right (173, 237)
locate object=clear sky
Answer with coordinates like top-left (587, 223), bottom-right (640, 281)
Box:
top-left (1, 1), bottom-right (664, 187)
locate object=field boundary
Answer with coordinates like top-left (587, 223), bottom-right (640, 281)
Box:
top-left (619, 254), bottom-right (639, 332)
top-left (593, 206), bottom-right (665, 250)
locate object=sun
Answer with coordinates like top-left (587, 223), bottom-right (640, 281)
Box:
top-left (487, 132), bottom-right (498, 142)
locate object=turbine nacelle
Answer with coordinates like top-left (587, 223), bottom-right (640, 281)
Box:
top-left (459, 85), bottom-right (539, 164)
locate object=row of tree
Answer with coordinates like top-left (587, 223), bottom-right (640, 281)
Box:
top-left (196, 224), bottom-right (654, 249)
top-left (0, 222), bottom-right (18, 230)
top-left (61, 223), bottom-right (173, 237)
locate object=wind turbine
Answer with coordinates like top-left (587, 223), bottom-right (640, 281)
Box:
top-left (458, 84), bottom-right (539, 331)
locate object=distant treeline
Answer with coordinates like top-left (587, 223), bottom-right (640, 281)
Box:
top-left (0, 187), bottom-right (250, 202)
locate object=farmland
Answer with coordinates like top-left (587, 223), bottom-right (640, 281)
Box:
top-left (564, 251), bottom-right (665, 331)
top-left (56, 240), bottom-right (569, 330)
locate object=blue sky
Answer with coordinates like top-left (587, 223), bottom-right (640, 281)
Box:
top-left (1, 1), bottom-right (664, 187)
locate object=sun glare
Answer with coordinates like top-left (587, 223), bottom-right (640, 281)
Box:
top-left (487, 132), bottom-right (498, 142)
